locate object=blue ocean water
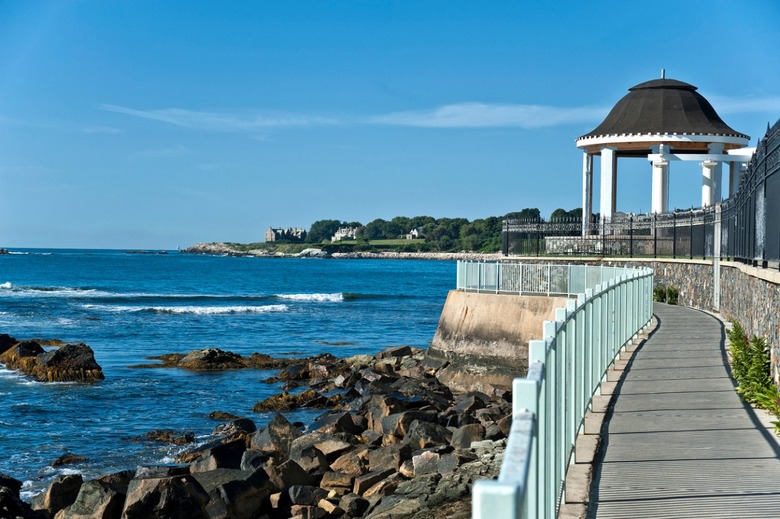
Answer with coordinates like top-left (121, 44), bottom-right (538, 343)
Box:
top-left (0, 249), bottom-right (454, 497)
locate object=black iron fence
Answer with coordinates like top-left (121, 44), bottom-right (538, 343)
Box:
top-left (502, 119), bottom-right (780, 266)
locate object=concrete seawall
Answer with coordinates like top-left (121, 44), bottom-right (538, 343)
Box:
top-left (427, 290), bottom-right (571, 393)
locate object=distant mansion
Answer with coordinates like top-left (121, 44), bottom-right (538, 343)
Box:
top-left (265, 227), bottom-right (307, 242)
top-left (331, 227), bottom-right (358, 242)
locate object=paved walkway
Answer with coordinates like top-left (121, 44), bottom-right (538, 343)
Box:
top-left (591, 303), bottom-right (780, 518)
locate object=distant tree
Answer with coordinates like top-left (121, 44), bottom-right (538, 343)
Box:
top-left (306, 219), bottom-right (342, 243)
top-left (409, 215), bottom-right (436, 230)
top-left (505, 208), bottom-right (541, 220)
top-left (360, 219), bottom-right (387, 240)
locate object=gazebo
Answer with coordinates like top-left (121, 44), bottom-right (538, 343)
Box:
top-left (576, 73), bottom-right (753, 235)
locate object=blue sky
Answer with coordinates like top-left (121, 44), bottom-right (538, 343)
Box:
top-left (1, 0), bottom-right (779, 249)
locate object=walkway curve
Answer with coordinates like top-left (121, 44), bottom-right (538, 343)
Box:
top-left (591, 303), bottom-right (780, 518)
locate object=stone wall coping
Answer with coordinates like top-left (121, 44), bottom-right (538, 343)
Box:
top-left (721, 261), bottom-right (780, 286)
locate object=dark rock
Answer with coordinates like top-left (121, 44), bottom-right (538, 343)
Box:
top-left (288, 485), bottom-right (328, 506)
top-left (31, 474), bottom-right (83, 517)
top-left (0, 486), bottom-right (41, 519)
top-left (134, 464), bottom-right (190, 479)
top-left (319, 472), bottom-right (354, 492)
top-left (57, 472), bottom-right (131, 519)
top-left (213, 417), bottom-right (257, 438)
top-left (353, 468), bottom-right (394, 495)
top-left (121, 473), bottom-right (210, 519)
top-left (252, 389), bottom-right (332, 412)
top-left (143, 429), bottom-right (196, 445)
top-left (368, 444), bottom-right (412, 472)
top-left (498, 414), bottom-right (512, 437)
top-left (30, 343), bottom-right (104, 382)
top-left (265, 459), bottom-right (316, 489)
top-left (339, 493), bottom-right (370, 516)
top-left (192, 468), bottom-right (274, 519)
top-left (380, 410), bottom-right (438, 439)
top-left (0, 472), bottom-right (23, 495)
top-left (0, 334), bottom-right (17, 355)
top-left (290, 445), bottom-right (329, 476)
top-left (375, 345), bottom-right (413, 359)
top-left (178, 348), bottom-right (245, 370)
top-left (310, 411), bottom-right (361, 435)
top-left (0, 340), bottom-right (44, 374)
top-left (451, 423), bottom-right (486, 450)
top-left (404, 420), bottom-right (453, 449)
top-left (361, 430), bottom-right (383, 446)
top-left (250, 413), bottom-right (302, 460)
top-left (52, 452), bottom-right (88, 467)
top-left (190, 438), bottom-right (247, 472)
top-left (240, 449), bottom-right (271, 472)
top-left (329, 446), bottom-right (369, 477)
top-left (208, 410), bottom-right (243, 421)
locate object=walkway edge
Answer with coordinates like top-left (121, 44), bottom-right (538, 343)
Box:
top-left (558, 315), bottom-right (660, 519)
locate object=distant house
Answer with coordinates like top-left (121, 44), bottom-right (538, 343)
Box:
top-left (265, 227), bottom-right (307, 242)
top-left (405, 228), bottom-right (420, 240)
top-left (331, 227), bottom-right (358, 243)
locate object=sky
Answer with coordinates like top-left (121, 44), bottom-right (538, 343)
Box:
top-left (1, 0), bottom-right (780, 249)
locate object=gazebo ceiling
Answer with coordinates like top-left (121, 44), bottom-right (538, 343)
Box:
top-left (576, 77), bottom-right (750, 154)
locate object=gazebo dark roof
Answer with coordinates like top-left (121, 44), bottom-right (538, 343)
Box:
top-left (579, 78), bottom-right (749, 140)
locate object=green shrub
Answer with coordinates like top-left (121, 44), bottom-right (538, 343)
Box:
top-left (666, 286), bottom-right (679, 305)
top-left (653, 285), bottom-right (666, 302)
top-left (728, 321), bottom-right (780, 435)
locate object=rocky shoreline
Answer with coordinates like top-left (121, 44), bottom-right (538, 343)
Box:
top-left (181, 243), bottom-right (504, 262)
top-left (1, 345), bottom-right (508, 519)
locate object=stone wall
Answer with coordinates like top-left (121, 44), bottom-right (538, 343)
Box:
top-left (510, 257), bottom-right (780, 384)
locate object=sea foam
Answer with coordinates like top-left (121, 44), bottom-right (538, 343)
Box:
top-left (276, 293), bottom-right (344, 302)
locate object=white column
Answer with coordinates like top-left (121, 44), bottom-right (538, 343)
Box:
top-left (729, 161), bottom-right (743, 197)
top-left (581, 152), bottom-right (593, 236)
top-left (599, 147), bottom-right (617, 225)
top-left (701, 160), bottom-right (717, 207)
top-left (707, 143), bottom-right (724, 203)
top-left (651, 157), bottom-right (669, 214)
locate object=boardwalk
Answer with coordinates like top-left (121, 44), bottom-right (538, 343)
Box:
top-left (591, 303), bottom-right (780, 518)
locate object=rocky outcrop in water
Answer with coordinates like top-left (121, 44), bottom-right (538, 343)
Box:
top-left (26, 346), bottom-right (508, 518)
top-left (0, 337), bottom-right (104, 383)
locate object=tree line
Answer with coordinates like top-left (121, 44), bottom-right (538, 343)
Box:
top-left (294, 208), bottom-right (582, 253)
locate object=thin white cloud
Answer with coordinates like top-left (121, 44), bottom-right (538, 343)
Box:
top-left (81, 125), bottom-right (122, 135)
top-left (371, 102), bottom-right (609, 129)
top-left (99, 104), bottom-right (337, 132)
top-left (707, 95), bottom-right (780, 115)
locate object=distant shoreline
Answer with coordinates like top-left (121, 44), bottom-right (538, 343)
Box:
top-left (182, 242), bottom-right (504, 261)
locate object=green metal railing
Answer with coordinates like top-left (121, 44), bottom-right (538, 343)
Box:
top-left (471, 263), bottom-right (654, 518)
top-left (457, 260), bottom-right (636, 297)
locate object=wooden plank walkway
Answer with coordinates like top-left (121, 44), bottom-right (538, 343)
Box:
top-left (590, 303), bottom-right (780, 518)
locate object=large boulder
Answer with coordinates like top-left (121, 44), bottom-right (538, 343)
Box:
top-left (121, 473), bottom-right (210, 519)
top-left (55, 470), bottom-right (133, 519)
top-left (34, 343), bottom-right (104, 382)
top-left (30, 474), bottom-right (83, 517)
top-left (0, 473), bottom-right (41, 519)
top-left (191, 468), bottom-right (274, 519)
top-left (250, 413), bottom-right (302, 460)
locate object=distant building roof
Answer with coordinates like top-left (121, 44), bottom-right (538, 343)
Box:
top-left (577, 77), bottom-right (749, 151)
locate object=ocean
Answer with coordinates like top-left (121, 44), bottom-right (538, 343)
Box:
top-left (0, 249), bottom-right (454, 498)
